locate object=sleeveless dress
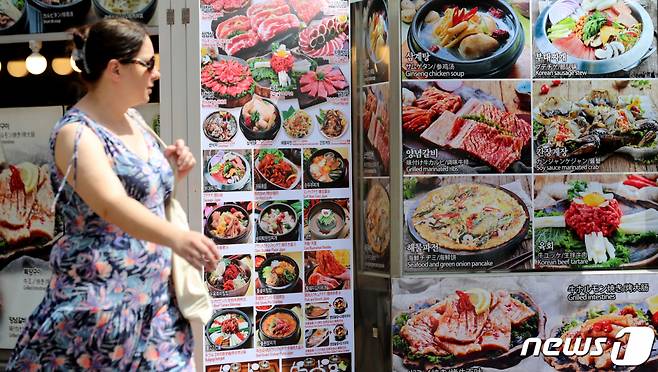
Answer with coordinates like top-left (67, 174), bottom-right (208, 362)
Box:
top-left (6, 108), bottom-right (194, 371)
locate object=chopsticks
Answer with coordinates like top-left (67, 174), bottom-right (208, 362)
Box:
top-left (488, 251), bottom-right (533, 272)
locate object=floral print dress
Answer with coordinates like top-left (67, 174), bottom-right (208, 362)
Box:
top-left (6, 108), bottom-right (193, 371)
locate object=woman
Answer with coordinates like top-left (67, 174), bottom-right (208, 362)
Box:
top-left (7, 19), bottom-right (218, 371)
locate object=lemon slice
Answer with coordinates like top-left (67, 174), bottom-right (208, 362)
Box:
top-left (17, 162), bottom-right (39, 193)
top-left (646, 294), bottom-right (658, 314)
top-left (467, 288), bottom-right (491, 315)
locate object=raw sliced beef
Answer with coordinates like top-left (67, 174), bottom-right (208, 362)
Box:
top-left (257, 14), bottom-right (300, 41)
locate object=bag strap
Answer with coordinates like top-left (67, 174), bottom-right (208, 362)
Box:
top-left (130, 111), bottom-right (180, 198)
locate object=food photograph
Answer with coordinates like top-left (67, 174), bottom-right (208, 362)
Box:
top-left (303, 148), bottom-right (350, 189)
top-left (205, 359), bottom-right (279, 372)
top-left (254, 149), bottom-right (302, 191)
top-left (255, 303), bottom-right (304, 348)
top-left (403, 176), bottom-right (533, 273)
top-left (206, 254), bottom-right (254, 298)
top-left (0, 0), bottom-right (27, 35)
top-left (361, 84), bottom-right (390, 177)
top-left (204, 201), bottom-right (254, 245)
top-left (533, 0), bottom-right (657, 78)
top-left (203, 110), bottom-right (240, 143)
top-left (0, 108), bottom-right (64, 272)
top-left (304, 199), bottom-right (351, 241)
top-left (200, 46), bottom-right (350, 148)
top-left (305, 328), bottom-right (331, 348)
top-left (544, 300), bottom-right (658, 371)
top-left (205, 307), bottom-right (255, 352)
top-left (305, 302), bottom-right (330, 321)
top-left (533, 79), bottom-right (658, 173)
top-left (363, 0), bottom-right (390, 84)
top-left (206, 0), bottom-right (347, 62)
top-left (401, 0), bottom-right (531, 78)
top-left (402, 80), bottom-right (532, 175)
top-left (282, 352), bottom-right (352, 372)
top-left (362, 179), bottom-right (390, 272)
top-left (255, 200), bottom-right (303, 243)
top-left (255, 252), bottom-right (303, 295)
top-left (203, 149), bottom-right (253, 192)
top-left (304, 249), bottom-right (351, 292)
top-left (392, 273), bottom-right (658, 371)
top-left (333, 297), bottom-right (348, 315)
top-left (534, 173), bottom-right (658, 270)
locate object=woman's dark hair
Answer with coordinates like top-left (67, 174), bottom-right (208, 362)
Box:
top-left (72, 19), bottom-right (148, 83)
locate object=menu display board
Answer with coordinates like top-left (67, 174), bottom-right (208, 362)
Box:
top-left (0, 106), bottom-right (62, 349)
top-left (391, 273), bottom-right (658, 371)
top-left (198, 0), bottom-right (354, 370)
top-left (389, 0), bottom-right (657, 370)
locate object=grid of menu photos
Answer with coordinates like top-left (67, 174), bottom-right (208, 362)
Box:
top-left (393, 0), bottom-right (658, 370)
top-left (398, 0), bottom-right (658, 275)
top-left (199, 0), bottom-right (355, 371)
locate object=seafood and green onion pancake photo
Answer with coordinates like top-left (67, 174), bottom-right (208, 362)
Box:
top-left (403, 176), bottom-right (534, 271)
top-left (533, 81), bottom-right (658, 173)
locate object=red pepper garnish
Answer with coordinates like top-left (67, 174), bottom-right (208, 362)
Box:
top-left (8, 165), bottom-right (24, 193)
top-left (551, 80), bottom-right (561, 86)
top-left (624, 174), bottom-right (657, 189)
top-left (540, 84), bottom-right (550, 95)
top-left (652, 312), bottom-right (658, 327)
top-left (456, 290), bottom-right (475, 313)
top-left (592, 320), bottom-right (613, 333)
top-left (620, 306), bottom-right (638, 317)
top-left (452, 7), bottom-right (478, 27)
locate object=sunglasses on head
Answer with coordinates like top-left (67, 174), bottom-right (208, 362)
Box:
top-left (120, 56), bottom-right (156, 71)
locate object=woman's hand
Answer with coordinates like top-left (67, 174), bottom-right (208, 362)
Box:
top-left (164, 139), bottom-right (195, 181)
top-left (171, 230), bottom-right (220, 271)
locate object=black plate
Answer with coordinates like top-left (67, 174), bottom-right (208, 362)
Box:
top-left (205, 309), bottom-right (253, 351)
top-left (258, 307), bottom-right (302, 346)
top-left (304, 148), bottom-right (348, 188)
top-left (239, 97), bottom-right (282, 141)
top-left (211, 15), bottom-right (300, 61)
top-left (257, 254), bottom-right (300, 294)
top-left (406, 183), bottom-right (530, 260)
top-left (306, 201), bottom-right (347, 240)
top-left (256, 202), bottom-right (300, 243)
top-left (204, 204), bottom-right (251, 244)
top-left (203, 110), bottom-right (238, 142)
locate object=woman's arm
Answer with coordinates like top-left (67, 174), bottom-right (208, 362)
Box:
top-left (54, 124), bottom-right (219, 270)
